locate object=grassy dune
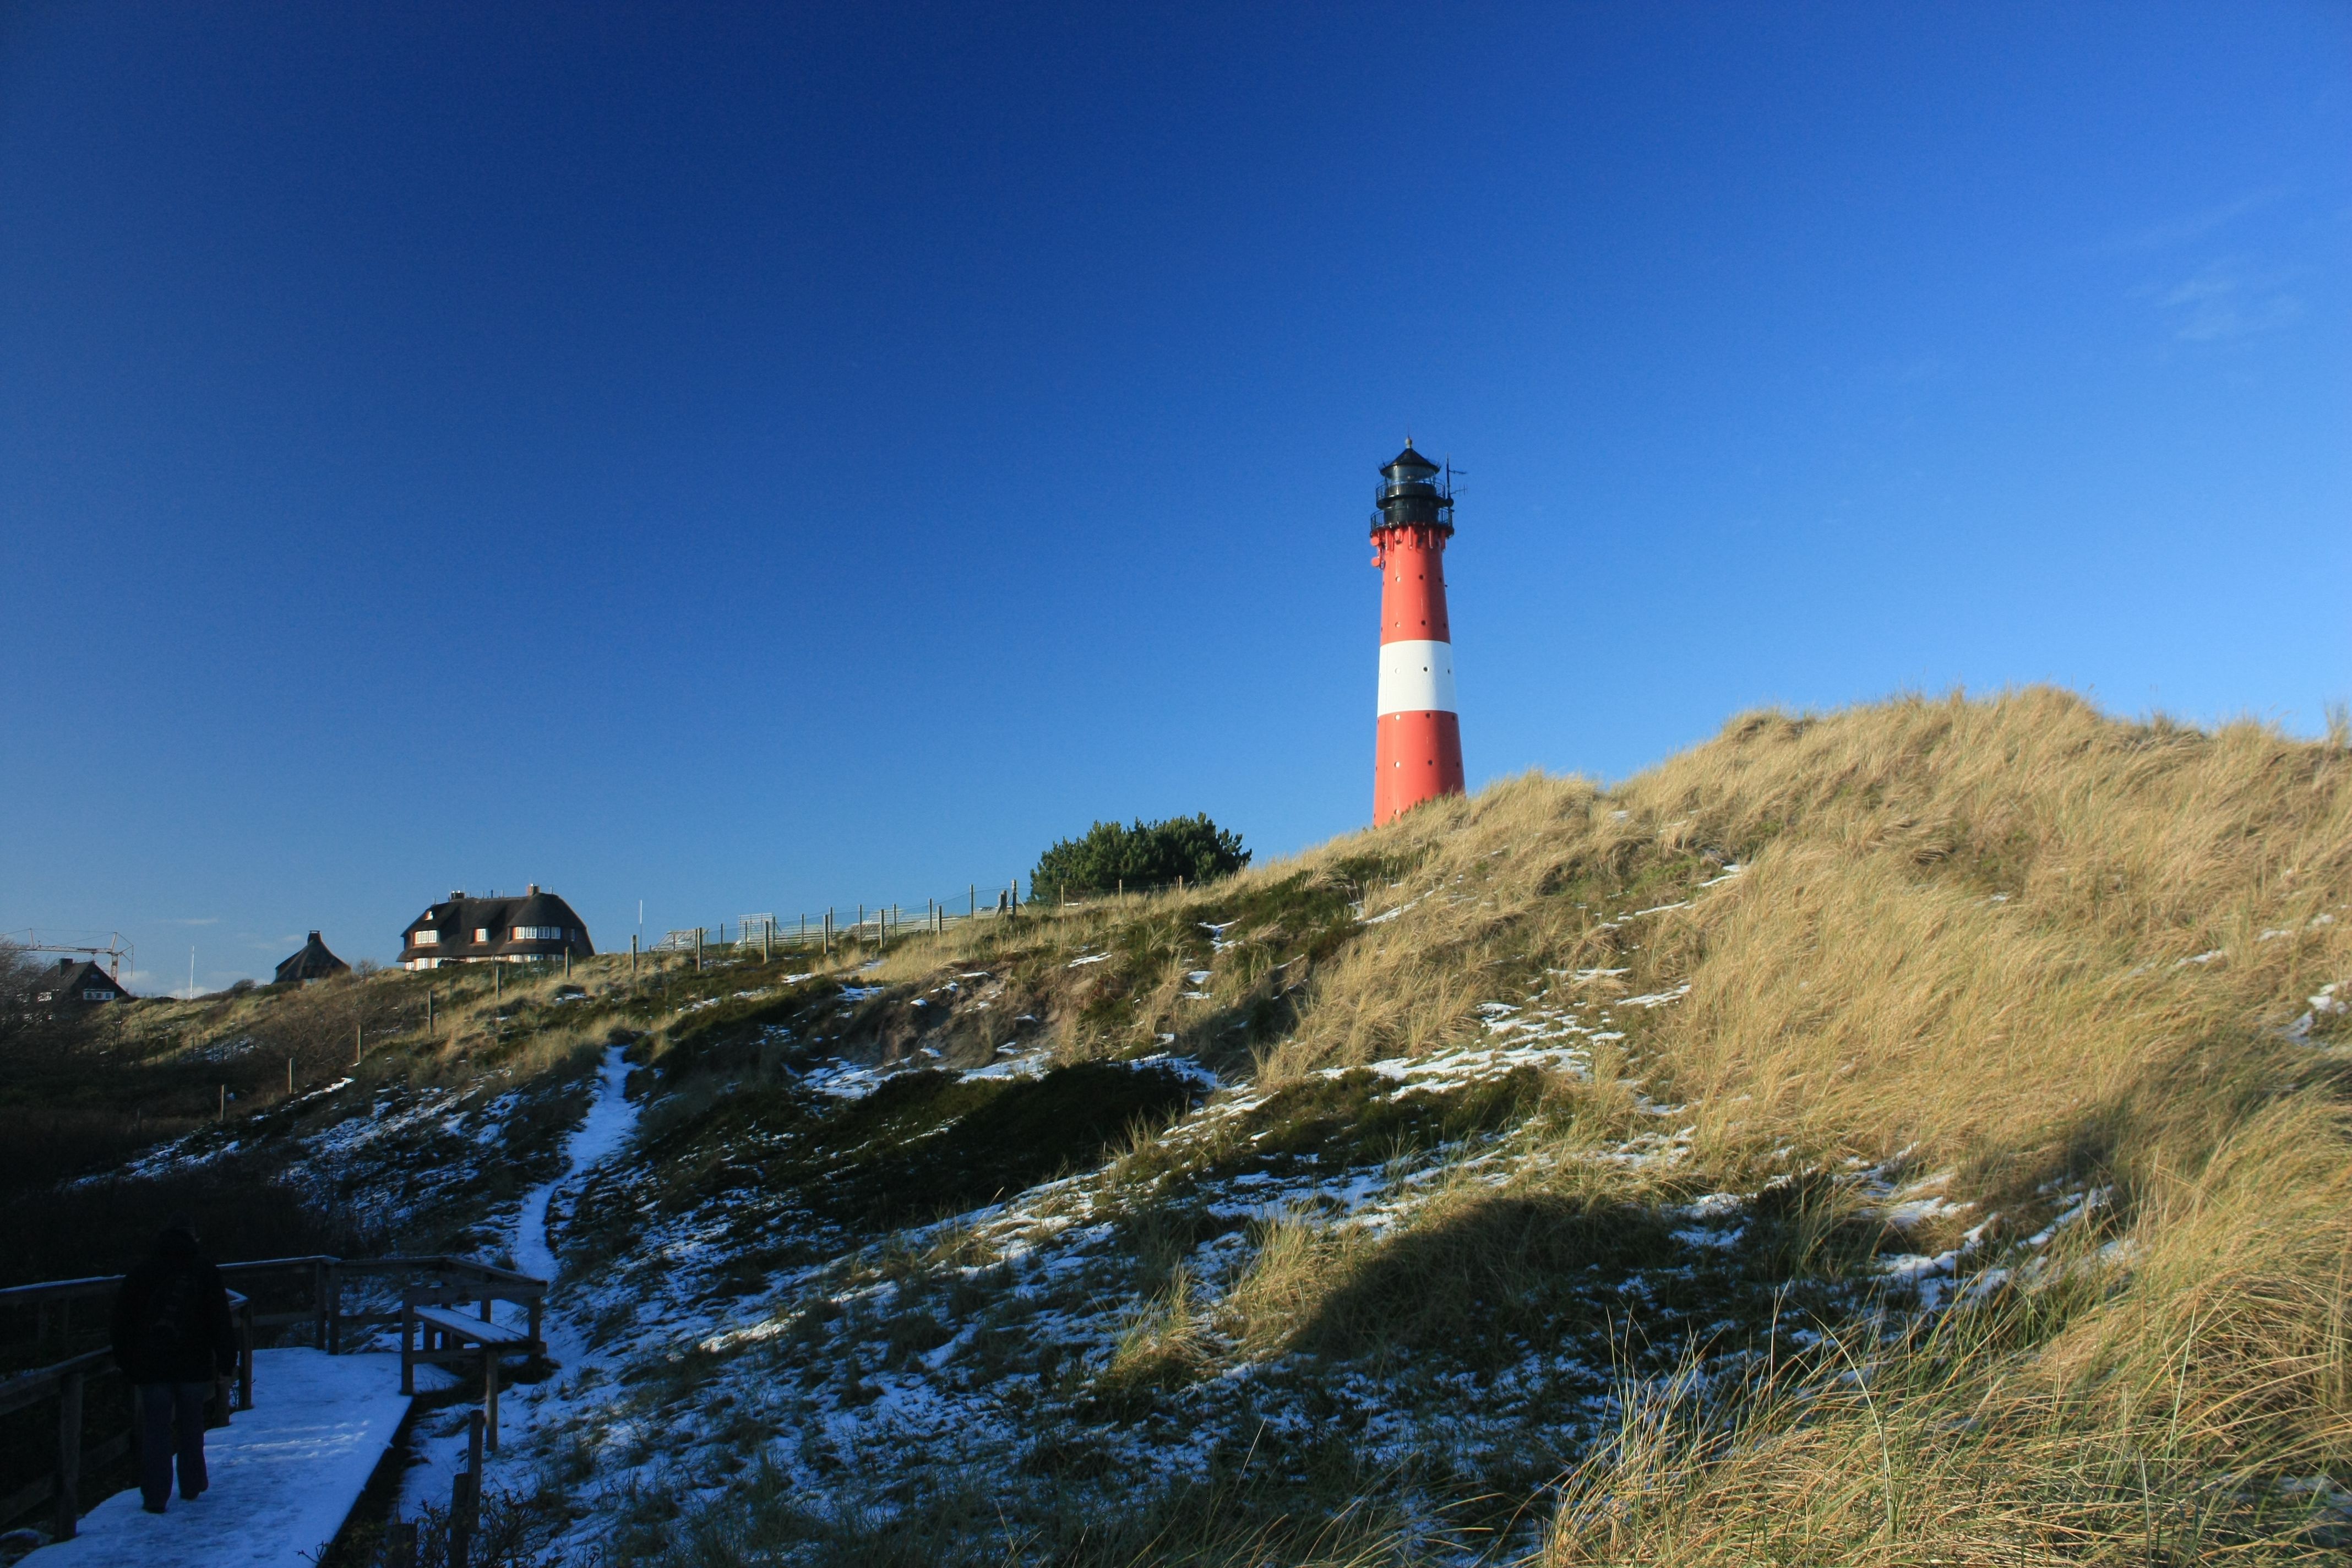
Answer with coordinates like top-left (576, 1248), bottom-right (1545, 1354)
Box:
top-left (829, 685), bottom-right (2352, 1562)
top-left (1245, 688), bottom-right (2352, 1564)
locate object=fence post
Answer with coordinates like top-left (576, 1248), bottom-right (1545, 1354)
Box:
top-left (400, 1289), bottom-right (417, 1394)
top-left (449, 1408), bottom-right (482, 1568)
top-left (427, 988), bottom-right (435, 1035)
top-left (694, 928), bottom-right (703, 972)
top-left (483, 1350), bottom-right (500, 1453)
top-left (313, 1257), bottom-right (328, 1348)
top-left (327, 1261), bottom-right (344, 1355)
top-left (56, 1368), bottom-right (84, 1539)
top-left (970, 885), bottom-right (976, 919)
top-left (631, 934), bottom-right (638, 974)
top-left (237, 1298), bottom-right (254, 1410)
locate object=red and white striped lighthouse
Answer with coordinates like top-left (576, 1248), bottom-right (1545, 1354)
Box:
top-left (1371, 443), bottom-right (1465, 824)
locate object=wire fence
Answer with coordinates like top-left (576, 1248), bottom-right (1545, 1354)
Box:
top-left (640, 880), bottom-right (1029, 962)
top-left (637, 872), bottom-right (1199, 964)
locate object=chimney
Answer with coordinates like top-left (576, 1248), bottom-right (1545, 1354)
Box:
top-left (527, 883), bottom-right (540, 896)
top-left (308, 930), bottom-right (322, 942)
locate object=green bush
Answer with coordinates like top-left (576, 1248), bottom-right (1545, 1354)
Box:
top-left (1030, 814), bottom-right (1249, 900)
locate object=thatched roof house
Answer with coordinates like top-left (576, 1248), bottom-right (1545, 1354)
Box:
top-left (399, 885), bottom-right (592, 969)
top-left (275, 931), bottom-right (350, 984)
top-left (34, 959), bottom-right (129, 1008)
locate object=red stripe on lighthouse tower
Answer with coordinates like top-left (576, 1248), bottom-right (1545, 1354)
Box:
top-left (1371, 444), bottom-right (1465, 825)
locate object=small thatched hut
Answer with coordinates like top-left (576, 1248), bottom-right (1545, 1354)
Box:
top-left (275, 931), bottom-right (350, 984)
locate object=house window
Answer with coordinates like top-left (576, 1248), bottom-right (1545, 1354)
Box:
top-left (84, 989), bottom-right (114, 1001)
top-left (513, 926), bottom-right (564, 941)
top-left (475, 928), bottom-right (490, 943)
top-left (412, 930), bottom-right (440, 945)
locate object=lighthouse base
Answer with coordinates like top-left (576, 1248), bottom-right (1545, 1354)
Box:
top-left (1375, 709), bottom-right (1466, 824)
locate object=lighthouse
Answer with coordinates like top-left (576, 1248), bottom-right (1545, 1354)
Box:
top-left (1371, 443), bottom-right (1465, 824)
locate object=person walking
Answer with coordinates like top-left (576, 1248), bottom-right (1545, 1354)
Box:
top-left (108, 1215), bottom-right (239, 1515)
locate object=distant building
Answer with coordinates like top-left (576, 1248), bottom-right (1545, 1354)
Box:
top-left (399, 885), bottom-right (594, 970)
top-left (35, 959), bottom-right (130, 1007)
top-left (275, 931), bottom-right (351, 984)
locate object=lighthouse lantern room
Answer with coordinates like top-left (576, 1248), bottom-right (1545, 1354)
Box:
top-left (1370, 443), bottom-right (1466, 824)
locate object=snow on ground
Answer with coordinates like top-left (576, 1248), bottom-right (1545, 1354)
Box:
top-left (396, 1043), bottom-right (646, 1519)
top-left (24, 1351), bottom-right (408, 1568)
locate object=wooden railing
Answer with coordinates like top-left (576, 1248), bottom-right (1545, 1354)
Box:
top-left (0, 1289), bottom-right (252, 1543)
top-left (0, 1253), bottom-right (546, 1542)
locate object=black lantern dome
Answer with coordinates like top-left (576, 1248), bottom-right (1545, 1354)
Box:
top-left (1372, 443), bottom-right (1452, 535)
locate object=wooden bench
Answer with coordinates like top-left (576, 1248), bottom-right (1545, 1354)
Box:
top-left (400, 1298), bottom-right (543, 1451)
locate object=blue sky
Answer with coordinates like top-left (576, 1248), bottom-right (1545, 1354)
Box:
top-left (3, 3), bottom-right (2346, 989)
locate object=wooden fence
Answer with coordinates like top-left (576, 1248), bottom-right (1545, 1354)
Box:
top-left (0, 1253), bottom-right (543, 1542)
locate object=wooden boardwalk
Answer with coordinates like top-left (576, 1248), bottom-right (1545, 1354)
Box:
top-left (21, 1349), bottom-right (409, 1567)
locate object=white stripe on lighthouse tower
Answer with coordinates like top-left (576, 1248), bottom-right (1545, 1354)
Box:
top-left (1376, 639), bottom-right (1456, 716)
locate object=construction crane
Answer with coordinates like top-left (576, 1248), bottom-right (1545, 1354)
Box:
top-left (5, 930), bottom-right (133, 982)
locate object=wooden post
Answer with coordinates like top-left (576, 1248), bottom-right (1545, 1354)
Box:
top-left (326, 1261), bottom-right (343, 1355)
top-left (631, 934), bottom-right (638, 974)
top-left (694, 928), bottom-right (703, 972)
top-left (400, 1292), bottom-right (416, 1394)
top-left (564, 949), bottom-right (571, 979)
top-left (496, 965), bottom-right (502, 1000)
top-left (237, 1298), bottom-right (254, 1410)
top-left (527, 1292), bottom-right (543, 1350)
top-left (483, 1352), bottom-right (500, 1452)
top-left (970, 885), bottom-right (976, 918)
top-left (449, 1474), bottom-right (475, 1568)
top-left (288, 1057), bottom-right (295, 1095)
top-left (56, 1368), bottom-right (84, 1540)
top-left (761, 921), bottom-right (771, 963)
top-left (448, 1408), bottom-right (485, 1567)
top-left (313, 1257), bottom-right (329, 1348)
top-left (354, 1021), bottom-right (362, 1066)
top-left (218, 1084), bottom-right (225, 1123)
top-left (427, 988), bottom-right (435, 1034)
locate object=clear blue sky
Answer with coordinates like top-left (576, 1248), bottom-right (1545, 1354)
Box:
top-left (3, 3), bottom-right (2346, 990)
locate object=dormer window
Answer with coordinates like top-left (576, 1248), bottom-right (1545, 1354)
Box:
top-left (412, 929), bottom-right (440, 946)
top-left (475, 928), bottom-right (490, 943)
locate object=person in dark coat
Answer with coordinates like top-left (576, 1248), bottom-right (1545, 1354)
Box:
top-left (108, 1215), bottom-right (239, 1513)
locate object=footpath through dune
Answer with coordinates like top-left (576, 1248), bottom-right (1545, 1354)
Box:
top-left (396, 1043), bottom-right (641, 1513)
